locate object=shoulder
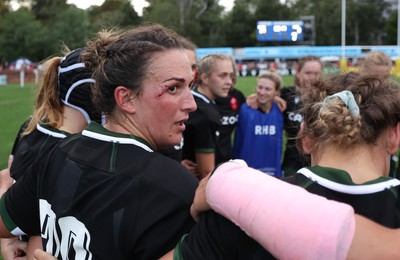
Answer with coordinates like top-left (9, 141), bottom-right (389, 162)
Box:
top-left (280, 86), bottom-right (296, 97)
top-left (140, 153), bottom-right (198, 196)
top-left (272, 103), bottom-right (284, 114)
top-left (190, 103), bottom-right (220, 125)
top-left (231, 88), bottom-right (246, 102)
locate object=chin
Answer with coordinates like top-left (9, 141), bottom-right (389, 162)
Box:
top-left (168, 135), bottom-right (182, 146)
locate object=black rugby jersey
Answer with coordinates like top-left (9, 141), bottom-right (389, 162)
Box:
top-left (175, 211), bottom-right (268, 260)
top-left (215, 88), bottom-right (246, 165)
top-left (10, 120), bottom-right (69, 180)
top-left (1, 122), bottom-right (197, 259)
top-left (285, 166), bottom-right (400, 227)
top-left (280, 86), bottom-right (310, 175)
top-left (182, 88), bottom-right (221, 164)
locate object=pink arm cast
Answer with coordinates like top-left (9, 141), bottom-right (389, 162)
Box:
top-left (206, 161), bottom-right (355, 260)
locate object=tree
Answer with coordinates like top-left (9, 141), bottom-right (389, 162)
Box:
top-left (143, 0), bottom-right (225, 47)
top-left (0, 0), bottom-right (12, 17)
top-left (221, 0), bottom-right (256, 47)
top-left (87, 0), bottom-right (141, 33)
top-left (0, 7), bottom-right (44, 62)
top-left (346, 0), bottom-right (389, 45)
top-left (290, 0), bottom-right (341, 45)
top-left (30, 0), bottom-right (68, 22)
top-left (384, 10), bottom-right (397, 45)
top-left (191, 0), bottom-right (225, 46)
top-left (221, 0), bottom-right (295, 47)
top-left (51, 6), bottom-right (90, 51)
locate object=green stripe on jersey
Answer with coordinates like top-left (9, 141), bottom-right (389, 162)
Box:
top-left (0, 194), bottom-right (18, 233)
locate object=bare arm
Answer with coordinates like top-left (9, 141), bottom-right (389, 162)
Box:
top-left (190, 173), bottom-right (210, 222)
top-left (0, 155), bottom-right (15, 238)
top-left (181, 159), bottom-right (197, 178)
top-left (273, 95), bottom-right (286, 112)
top-left (347, 215), bottom-right (400, 259)
top-left (195, 153), bottom-right (214, 180)
top-left (245, 94), bottom-right (257, 109)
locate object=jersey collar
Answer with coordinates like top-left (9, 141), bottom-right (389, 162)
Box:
top-left (82, 122), bottom-right (153, 152)
top-left (36, 123), bottom-right (69, 138)
top-left (192, 87), bottom-right (214, 104)
top-left (297, 166), bottom-right (400, 194)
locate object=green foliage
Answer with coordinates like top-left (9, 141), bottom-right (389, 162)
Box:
top-left (290, 0), bottom-right (391, 45)
top-left (385, 11), bottom-right (398, 45)
top-left (0, 0), bottom-right (395, 63)
top-left (290, 0), bottom-right (341, 45)
top-left (0, 8), bottom-right (43, 62)
top-left (31, 0), bottom-right (68, 22)
top-left (88, 0), bottom-right (141, 32)
top-left (143, 0), bottom-right (225, 46)
top-left (222, 0), bottom-right (257, 47)
top-left (51, 6), bottom-right (89, 50)
top-left (346, 0), bottom-right (389, 45)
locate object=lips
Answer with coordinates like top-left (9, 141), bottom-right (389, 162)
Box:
top-left (176, 117), bottom-right (189, 131)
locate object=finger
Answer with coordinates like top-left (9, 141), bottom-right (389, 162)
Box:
top-left (34, 249), bottom-right (56, 260)
top-left (190, 204), bottom-right (200, 222)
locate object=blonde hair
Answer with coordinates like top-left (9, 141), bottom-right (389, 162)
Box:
top-left (23, 57), bottom-right (65, 135)
top-left (196, 54), bottom-right (233, 85)
top-left (258, 70), bottom-right (282, 91)
top-left (360, 51), bottom-right (392, 75)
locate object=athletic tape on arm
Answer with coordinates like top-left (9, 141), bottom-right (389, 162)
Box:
top-left (206, 162), bottom-right (355, 260)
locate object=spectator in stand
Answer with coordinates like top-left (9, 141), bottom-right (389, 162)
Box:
top-left (182, 54), bottom-right (234, 179)
top-left (234, 71), bottom-right (284, 177)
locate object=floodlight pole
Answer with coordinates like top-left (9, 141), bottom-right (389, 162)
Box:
top-left (398, 0), bottom-right (400, 47)
top-left (341, 0), bottom-right (346, 60)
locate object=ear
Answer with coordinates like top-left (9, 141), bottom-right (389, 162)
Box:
top-left (300, 122), bottom-right (313, 154)
top-left (200, 72), bottom-right (209, 86)
top-left (387, 123), bottom-right (400, 155)
top-left (114, 86), bottom-right (135, 114)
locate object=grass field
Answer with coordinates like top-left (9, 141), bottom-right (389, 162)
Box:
top-left (0, 76), bottom-right (294, 169)
top-left (0, 83), bottom-right (37, 169)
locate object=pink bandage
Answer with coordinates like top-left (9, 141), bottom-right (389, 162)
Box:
top-left (207, 161), bottom-right (355, 260)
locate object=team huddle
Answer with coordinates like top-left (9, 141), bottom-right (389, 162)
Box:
top-left (1, 23), bottom-right (400, 260)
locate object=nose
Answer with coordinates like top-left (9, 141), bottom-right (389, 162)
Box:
top-left (311, 73), bottom-right (319, 81)
top-left (227, 76), bottom-right (233, 86)
top-left (183, 88), bottom-right (197, 112)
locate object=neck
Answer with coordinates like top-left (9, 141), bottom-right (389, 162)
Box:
top-left (104, 111), bottom-right (156, 150)
top-left (311, 144), bottom-right (390, 184)
top-left (59, 106), bottom-right (87, 134)
top-left (197, 85), bottom-right (215, 101)
top-left (258, 102), bottom-right (272, 113)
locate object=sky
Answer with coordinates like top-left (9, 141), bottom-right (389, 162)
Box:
top-left (66, 0), bottom-right (234, 16)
